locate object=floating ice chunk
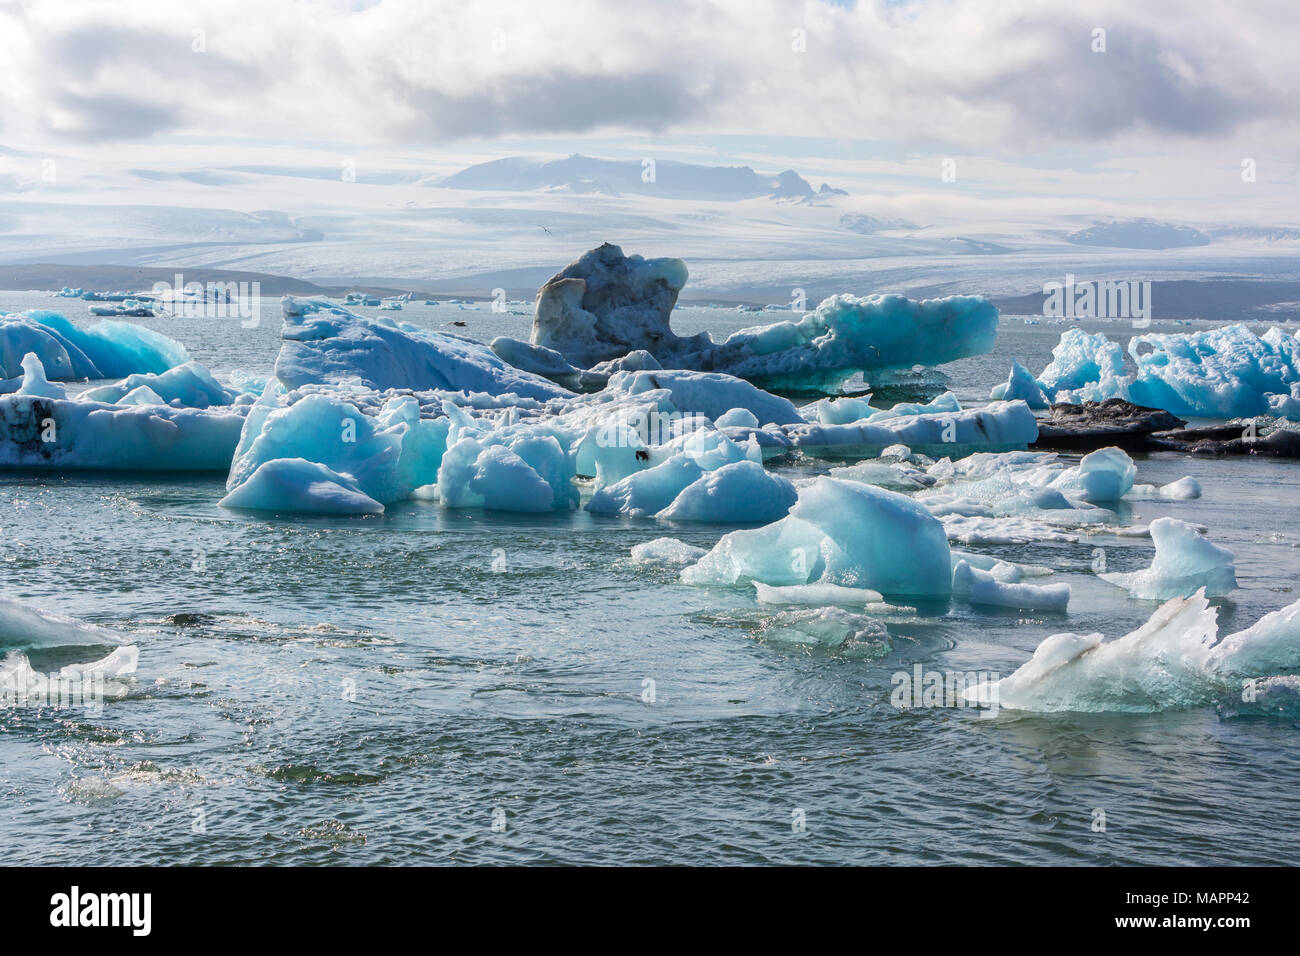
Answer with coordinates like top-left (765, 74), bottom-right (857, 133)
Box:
top-left (79, 361), bottom-right (240, 408)
top-left (530, 244), bottom-right (998, 393)
top-left (438, 439), bottom-right (566, 512)
top-left (753, 607), bottom-right (892, 654)
top-left (785, 400), bottom-right (1038, 458)
top-left (1, 644), bottom-right (138, 704)
top-left (0, 394), bottom-right (247, 470)
top-left (941, 515), bottom-right (1081, 545)
top-left (1068, 446), bottom-right (1136, 503)
top-left (56, 644), bottom-right (139, 681)
top-left (658, 460), bottom-right (797, 523)
top-left (629, 537), bottom-right (707, 566)
top-left (489, 336), bottom-right (582, 382)
top-left (1037, 328), bottom-right (1127, 398)
top-left (715, 407), bottom-right (759, 429)
top-left (117, 385), bottom-right (167, 406)
top-left (588, 455), bottom-right (705, 517)
top-left (965, 591), bottom-right (1300, 712)
top-left (1037, 324), bottom-right (1300, 419)
top-left (753, 582), bottom-right (884, 606)
top-left (718, 294), bottom-right (999, 393)
top-left (952, 559), bottom-right (1070, 611)
top-left (801, 395), bottom-right (875, 425)
top-left (0, 311), bottom-right (188, 380)
top-left (989, 361), bottom-right (1050, 409)
top-left (683, 477), bottom-right (952, 597)
top-left (531, 243), bottom-right (692, 367)
top-left (226, 392), bottom-right (428, 508)
top-left (1128, 476), bottom-right (1202, 499)
top-left (605, 369), bottom-right (802, 425)
top-left (276, 298), bottom-right (571, 399)
top-left (1099, 517), bottom-right (1236, 599)
top-left (828, 460), bottom-right (936, 491)
top-left (16, 352), bottom-right (66, 399)
top-left (949, 550), bottom-right (1054, 578)
top-left (0, 597), bottom-right (125, 648)
top-left (219, 458), bottom-right (384, 514)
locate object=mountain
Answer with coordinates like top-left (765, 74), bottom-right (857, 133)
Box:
top-left (438, 154), bottom-right (832, 202)
top-left (1066, 218), bottom-right (1211, 250)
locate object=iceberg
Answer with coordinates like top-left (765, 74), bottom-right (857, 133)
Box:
top-left (0, 311), bottom-right (188, 380)
top-left (629, 537), bottom-right (707, 566)
top-left (605, 369), bottom-right (802, 425)
top-left (0, 597), bottom-right (125, 648)
top-left (223, 391), bottom-right (449, 513)
top-left (16, 352), bottom-right (66, 399)
top-left (682, 477), bottom-right (952, 598)
top-left (79, 361), bottom-right (245, 408)
top-left (275, 297), bottom-right (572, 400)
top-left (964, 591), bottom-right (1300, 713)
top-left (219, 458), bottom-right (385, 515)
top-left (752, 607), bottom-right (892, 654)
top-left (519, 244), bottom-right (998, 393)
top-left (784, 399), bottom-right (1038, 458)
top-left (1036, 324), bottom-right (1300, 420)
top-left (1099, 517), bottom-right (1237, 599)
top-left (952, 559), bottom-right (1070, 611)
top-left (989, 361), bottom-right (1050, 409)
top-left (0, 394), bottom-right (247, 470)
top-left (753, 582), bottom-right (884, 606)
top-left (657, 460), bottom-right (798, 524)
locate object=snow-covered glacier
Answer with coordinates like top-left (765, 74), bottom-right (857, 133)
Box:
top-left (493, 243), bottom-right (999, 394)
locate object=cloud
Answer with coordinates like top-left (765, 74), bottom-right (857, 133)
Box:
top-left (0, 0), bottom-right (1294, 152)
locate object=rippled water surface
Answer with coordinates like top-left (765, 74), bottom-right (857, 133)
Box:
top-left (2, 291), bottom-right (1298, 865)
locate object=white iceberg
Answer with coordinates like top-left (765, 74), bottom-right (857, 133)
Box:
top-left (1099, 516), bottom-right (1237, 599)
top-left (964, 591), bottom-right (1300, 712)
top-left (989, 361), bottom-right (1050, 409)
top-left (275, 297), bottom-right (572, 400)
top-left (952, 559), bottom-right (1070, 612)
top-left (15, 352), bottom-right (66, 399)
top-left (629, 537), bottom-right (707, 566)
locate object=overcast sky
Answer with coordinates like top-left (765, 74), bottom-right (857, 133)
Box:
top-left (0, 0), bottom-right (1296, 228)
top-left (1, 0), bottom-right (1294, 150)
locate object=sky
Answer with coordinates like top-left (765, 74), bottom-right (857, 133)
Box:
top-left (0, 0), bottom-right (1296, 278)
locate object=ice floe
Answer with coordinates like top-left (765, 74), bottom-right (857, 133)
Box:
top-left (965, 591), bottom-right (1300, 712)
top-left (1099, 516), bottom-right (1237, 599)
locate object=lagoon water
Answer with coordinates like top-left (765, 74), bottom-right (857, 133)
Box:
top-left (2, 291), bottom-right (1299, 865)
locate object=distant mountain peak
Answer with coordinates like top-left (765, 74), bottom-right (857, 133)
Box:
top-left (438, 155), bottom-right (842, 202)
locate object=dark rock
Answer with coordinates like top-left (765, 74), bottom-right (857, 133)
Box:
top-left (1032, 399), bottom-right (1187, 451)
top-left (1151, 422), bottom-right (1300, 457)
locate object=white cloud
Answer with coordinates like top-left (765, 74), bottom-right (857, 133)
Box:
top-left (0, 0), bottom-right (1295, 153)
